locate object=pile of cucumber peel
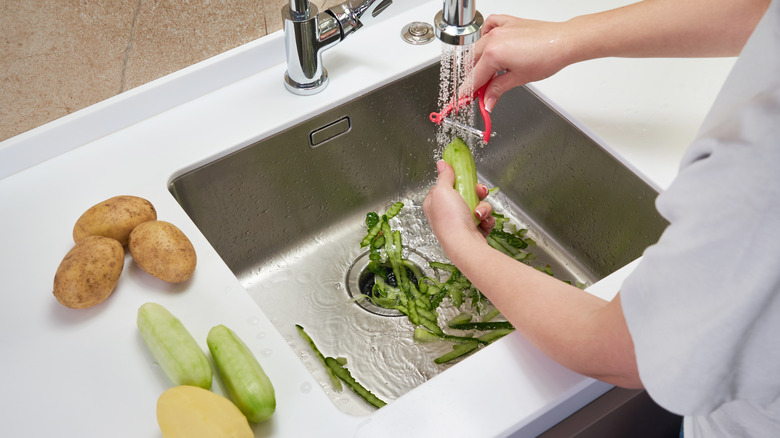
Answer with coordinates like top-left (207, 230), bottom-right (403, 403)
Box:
top-left (297, 137), bottom-right (575, 409)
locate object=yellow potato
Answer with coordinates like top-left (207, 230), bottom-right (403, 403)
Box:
top-left (53, 236), bottom-right (124, 309)
top-left (129, 221), bottom-right (197, 283)
top-left (73, 195), bottom-right (157, 246)
top-left (157, 385), bottom-right (253, 438)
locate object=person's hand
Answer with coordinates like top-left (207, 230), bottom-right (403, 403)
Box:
top-left (472, 15), bottom-right (575, 112)
top-left (423, 161), bottom-right (495, 253)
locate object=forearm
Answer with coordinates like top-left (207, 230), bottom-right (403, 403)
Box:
top-left (442, 232), bottom-right (642, 388)
top-left (566, 0), bottom-right (770, 62)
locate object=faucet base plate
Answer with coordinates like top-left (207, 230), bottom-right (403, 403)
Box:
top-left (284, 69), bottom-right (329, 96)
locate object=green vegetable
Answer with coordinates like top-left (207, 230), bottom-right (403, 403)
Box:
top-left (365, 212), bottom-right (380, 229)
top-left (355, 203), bottom-right (522, 366)
top-left (297, 324), bottom-right (386, 408)
top-left (448, 321), bottom-right (514, 331)
top-left (360, 201), bottom-right (403, 248)
top-left (481, 308), bottom-right (501, 322)
top-left (325, 357), bottom-right (387, 408)
top-left (477, 328), bottom-right (514, 343)
top-left (448, 313), bottom-right (473, 326)
top-left (442, 136), bottom-right (479, 224)
top-left (137, 302), bottom-right (212, 389)
top-left (206, 325), bottom-right (276, 423)
top-left (295, 324), bottom-right (342, 391)
top-left (413, 327), bottom-right (442, 343)
top-left (434, 342), bottom-right (479, 364)
top-left (413, 328), bottom-right (487, 345)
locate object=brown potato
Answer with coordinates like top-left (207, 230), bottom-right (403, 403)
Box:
top-left (129, 221), bottom-right (197, 283)
top-left (73, 195), bottom-right (157, 246)
top-left (53, 236), bottom-right (125, 309)
top-left (157, 385), bottom-right (253, 438)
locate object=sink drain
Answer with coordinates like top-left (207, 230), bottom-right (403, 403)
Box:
top-left (346, 250), bottom-right (435, 317)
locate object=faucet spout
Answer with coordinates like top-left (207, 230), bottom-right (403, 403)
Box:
top-left (282, 0), bottom-right (393, 95)
top-left (434, 0), bottom-right (483, 46)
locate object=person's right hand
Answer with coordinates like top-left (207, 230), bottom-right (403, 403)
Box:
top-left (472, 15), bottom-right (575, 112)
top-left (472, 0), bottom-right (769, 111)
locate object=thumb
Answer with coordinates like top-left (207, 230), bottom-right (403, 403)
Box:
top-left (436, 160), bottom-right (455, 188)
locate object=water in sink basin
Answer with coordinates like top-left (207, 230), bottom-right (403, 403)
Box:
top-left (169, 63), bottom-right (667, 416)
top-left (240, 191), bottom-right (587, 415)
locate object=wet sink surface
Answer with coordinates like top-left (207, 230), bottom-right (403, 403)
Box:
top-left (169, 63), bottom-right (667, 415)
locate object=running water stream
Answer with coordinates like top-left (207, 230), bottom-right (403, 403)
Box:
top-left (436, 43), bottom-right (477, 150)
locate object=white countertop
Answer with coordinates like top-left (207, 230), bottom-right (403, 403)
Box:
top-left (0, 1), bottom-right (734, 437)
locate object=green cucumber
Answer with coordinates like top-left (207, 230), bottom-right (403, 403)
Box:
top-left (207, 324), bottom-right (276, 423)
top-left (442, 136), bottom-right (479, 224)
top-left (137, 302), bottom-right (212, 389)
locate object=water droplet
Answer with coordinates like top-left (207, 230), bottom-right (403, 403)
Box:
top-left (300, 381), bottom-right (312, 393)
top-left (247, 316), bottom-right (259, 326)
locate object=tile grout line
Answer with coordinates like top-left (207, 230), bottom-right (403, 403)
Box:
top-left (119, 0), bottom-right (144, 94)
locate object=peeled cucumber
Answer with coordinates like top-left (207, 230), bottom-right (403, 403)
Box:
top-left (137, 302), bottom-right (212, 389)
top-left (442, 136), bottom-right (479, 224)
top-left (207, 324), bottom-right (276, 423)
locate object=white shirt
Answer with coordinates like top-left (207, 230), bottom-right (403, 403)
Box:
top-left (621, 1), bottom-right (780, 436)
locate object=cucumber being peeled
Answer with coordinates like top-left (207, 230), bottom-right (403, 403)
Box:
top-left (442, 136), bottom-right (479, 224)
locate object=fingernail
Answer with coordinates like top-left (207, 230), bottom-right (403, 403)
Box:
top-left (475, 209), bottom-right (484, 220)
top-left (485, 97), bottom-right (496, 113)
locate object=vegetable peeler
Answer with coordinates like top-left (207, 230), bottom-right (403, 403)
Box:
top-left (429, 79), bottom-right (493, 144)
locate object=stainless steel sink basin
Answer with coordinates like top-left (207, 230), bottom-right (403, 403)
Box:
top-left (169, 63), bottom-right (667, 416)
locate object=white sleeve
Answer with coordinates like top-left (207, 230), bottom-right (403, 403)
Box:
top-left (620, 84), bottom-right (780, 416)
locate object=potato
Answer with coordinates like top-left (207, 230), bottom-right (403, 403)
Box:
top-left (53, 236), bottom-right (124, 309)
top-left (129, 221), bottom-right (197, 283)
top-left (73, 195), bottom-right (157, 246)
top-left (157, 385), bottom-right (253, 438)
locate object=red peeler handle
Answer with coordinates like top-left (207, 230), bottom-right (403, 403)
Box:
top-left (429, 79), bottom-right (493, 144)
top-left (476, 83), bottom-right (492, 144)
top-left (429, 93), bottom-right (475, 124)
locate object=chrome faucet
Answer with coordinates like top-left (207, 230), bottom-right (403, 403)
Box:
top-left (434, 0), bottom-right (483, 46)
top-left (282, 0), bottom-right (393, 95)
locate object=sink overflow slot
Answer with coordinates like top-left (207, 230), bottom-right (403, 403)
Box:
top-left (309, 116), bottom-right (351, 148)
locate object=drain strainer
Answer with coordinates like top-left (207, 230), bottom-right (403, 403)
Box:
top-left (346, 249), bottom-right (435, 316)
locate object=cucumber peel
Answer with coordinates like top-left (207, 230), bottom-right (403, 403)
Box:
top-left (442, 136), bottom-right (479, 224)
top-left (297, 324), bottom-right (386, 409)
top-left (324, 357), bottom-right (387, 409)
top-left (296, 324), bottom-right (342, 391)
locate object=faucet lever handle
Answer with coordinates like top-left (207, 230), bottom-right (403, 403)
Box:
top-left (329, 0), bottom-right (393, 38)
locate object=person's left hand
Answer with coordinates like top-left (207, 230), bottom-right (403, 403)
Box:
top-left (423, 160), bottom-right (495, 253)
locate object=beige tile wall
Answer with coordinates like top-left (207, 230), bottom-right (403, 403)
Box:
top-left (0, 0), bottom-right (340, 142)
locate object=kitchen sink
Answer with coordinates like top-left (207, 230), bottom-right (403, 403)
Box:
top-left (169, 63), bottom-right (667, 416)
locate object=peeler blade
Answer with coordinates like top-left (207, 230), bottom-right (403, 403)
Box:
top-left (441, 118), bottom-right (495, 142)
